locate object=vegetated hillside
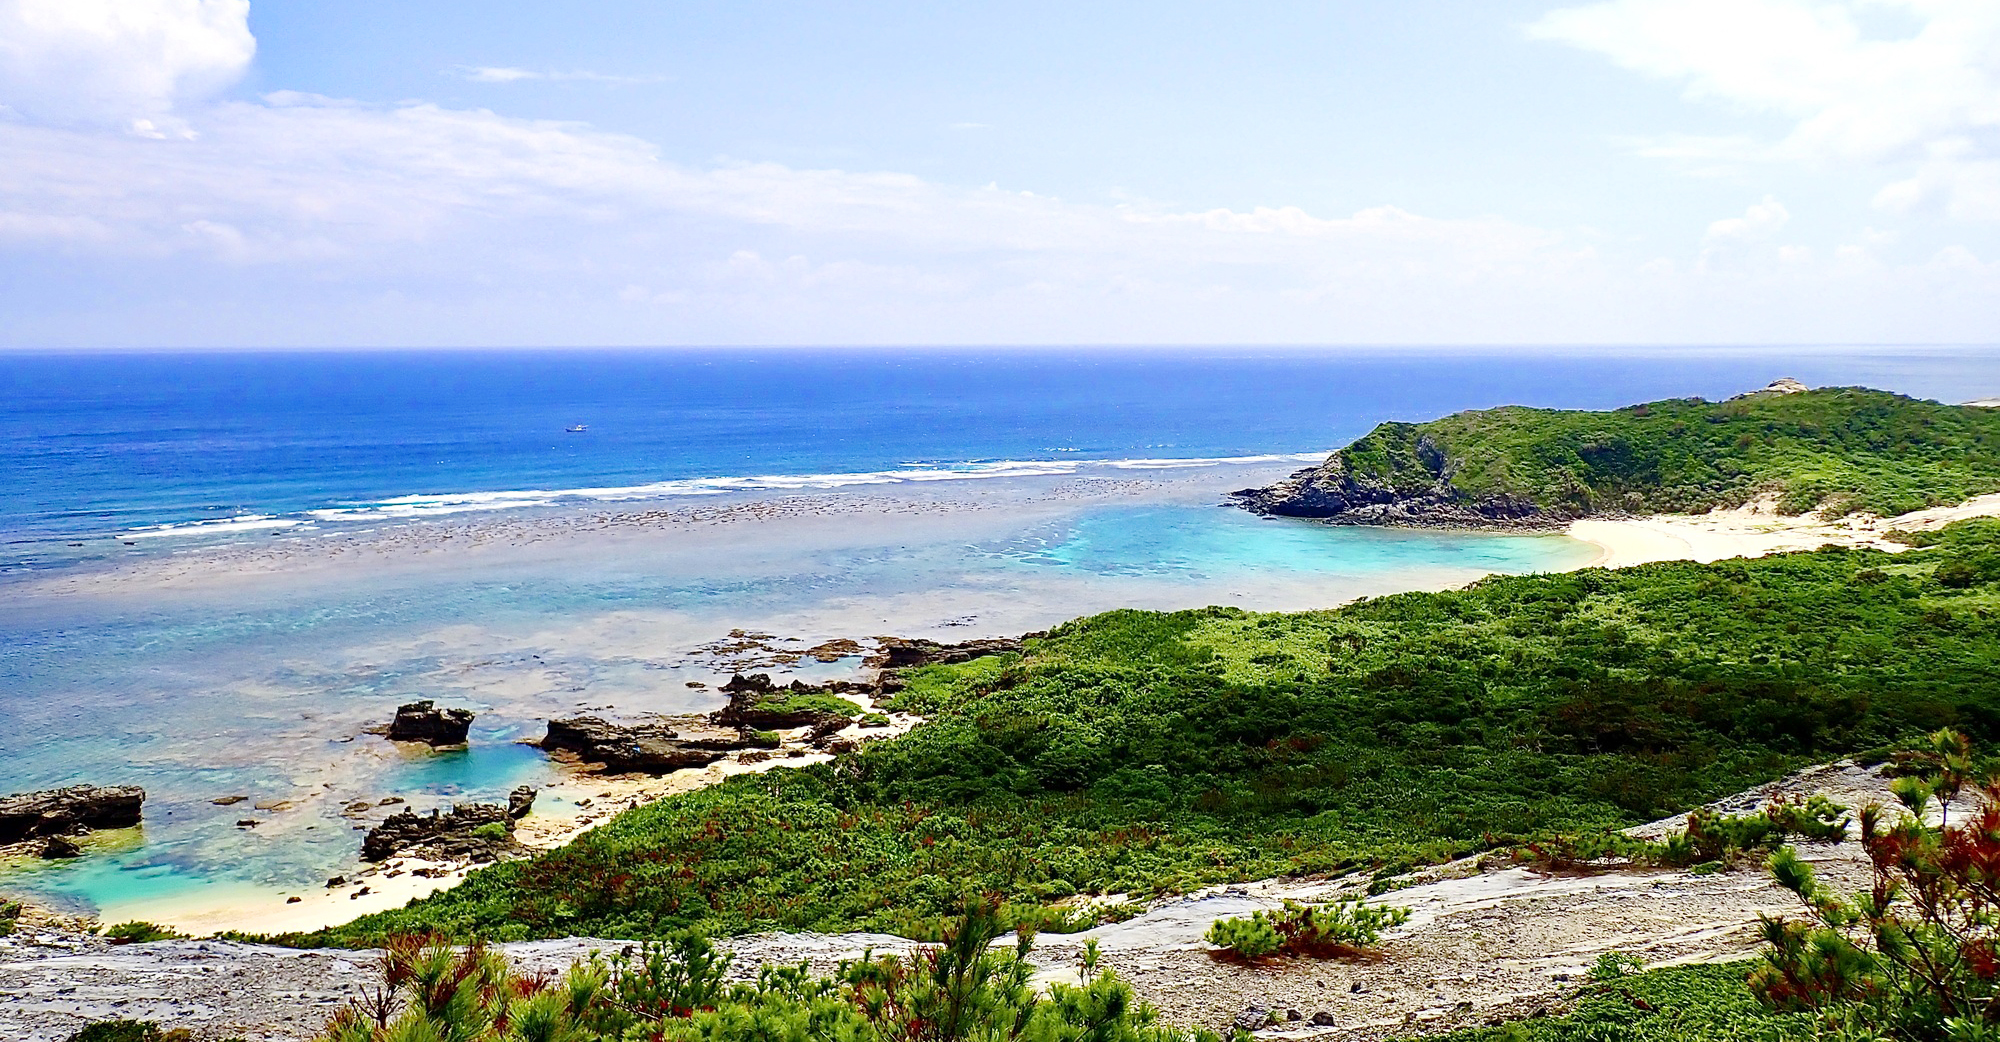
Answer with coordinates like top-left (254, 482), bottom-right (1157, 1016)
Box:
top-left (1233, 385), bottom-right (2000, 526)
top-left (290, 520), bottom-right (2000, 948)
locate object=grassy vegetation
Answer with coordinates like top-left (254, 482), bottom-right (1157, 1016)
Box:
top-left (286, 519), bottom-right (2000, 948)
top-left (1325, 386), bottom-right (2000, 516)
top-left (748, 691), bottom-right (862, 719)
top-left (1409, 960), bottom-right (1815, 1042)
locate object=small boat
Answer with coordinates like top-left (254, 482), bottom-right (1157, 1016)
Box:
top-left (565, 424), bottom-right (588, 433)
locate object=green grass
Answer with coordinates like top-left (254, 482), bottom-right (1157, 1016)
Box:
top-left (750, 691), bottom-right (861, 718)
top-left (1315, 386), bottom-right (2000, 517)
top-left (284, 520), bottom-right (2000, 948)
top-left (1410, 961), bottom-right (1816, 1042)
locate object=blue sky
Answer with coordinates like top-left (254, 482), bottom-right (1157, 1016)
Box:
top-left (0, 0), bottom-right (1996, 346)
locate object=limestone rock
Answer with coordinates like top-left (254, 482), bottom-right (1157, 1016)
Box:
top-left (362, 802), bottom-right (517, 862)
top-left (539, 715), bottom-right (743, 774)
top-left (385, 700), bottom-right (474, 746)
top-left (0, 785), bottom-right (144, 844)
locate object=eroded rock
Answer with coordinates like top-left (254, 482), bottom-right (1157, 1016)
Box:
top-left (540, 715), bottom-right (745, 773)
top-left (0, 785), bottom-right (144, 844)
top-left (385, 700), bottom-right (474, 746)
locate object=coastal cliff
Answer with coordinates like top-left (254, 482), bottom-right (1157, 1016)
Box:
top-left (1233, 381), bottom-right (2000, 526)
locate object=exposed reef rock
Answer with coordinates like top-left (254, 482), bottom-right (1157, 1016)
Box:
top-left (715, 673), bottom-right (865, 730)
top-left (385, 700), bottom-right (474, 746)
top-left (867, 635), bottom-right (1040, 669)
top-left (0, 785), bottom-right (144, 845)
top-left (534, 634), bottom-right (1042, 776)
top-left (360, 786), bottom-right (536, 862)
top-left (540, 715), bottom-right (751, 774)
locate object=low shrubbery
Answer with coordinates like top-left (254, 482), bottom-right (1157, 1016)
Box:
top-left (1205, 898), bottom-right (1411, 961)
top-left (100, 920), bottom-right (185, 945)
top-left (1509, 794), bottom-right (1849, 875)
top-left (313, 905), bottom-right (1219, 1042)
top-left (1412, 960), bottom-right (1817, 1042)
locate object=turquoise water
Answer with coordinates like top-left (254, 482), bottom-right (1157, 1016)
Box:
top-left (11, 346), bottom-right (1981, 922)
top-left (0, 492), bottom-right (1593, 918)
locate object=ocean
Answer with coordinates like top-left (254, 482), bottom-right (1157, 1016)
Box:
top-left (1, 346), bottom-right (1995, 923)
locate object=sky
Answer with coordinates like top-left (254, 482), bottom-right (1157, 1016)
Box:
top-left (0, 0), bottom-right (1996, 347)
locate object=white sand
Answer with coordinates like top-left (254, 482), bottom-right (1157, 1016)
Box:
top-left (141, 703), bottom-right (923, 937)
top-left (1569, 491), bottom-right (2000, 569)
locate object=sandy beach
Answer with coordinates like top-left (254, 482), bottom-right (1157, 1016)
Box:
top-left (1568, 491), bottom-right (2000, 569)
top-left (134, 691), bottom-right (925, 937)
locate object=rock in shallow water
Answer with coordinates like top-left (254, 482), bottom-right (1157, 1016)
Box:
top-left (385, 700), bottom-right (474, 746)
top-left (0, 785), bottom-right (144, 844)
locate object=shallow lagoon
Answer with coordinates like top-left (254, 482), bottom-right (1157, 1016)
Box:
top-left (0, 469), bottom-right (1594, 920)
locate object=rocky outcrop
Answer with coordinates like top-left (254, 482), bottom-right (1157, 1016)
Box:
top-left (540, 715), bottom-right (751, 774)
top-left (385, 700), bottom-right (474, 746)
top-left (714, 673), bottom-right (862, 730)
top-left (360, 786), bottom-right (535, 862)
top-left (1231, 457), bottom-right (1558, 528)
top-left (0, 785), bottom-right (144, 845)
top-left (1230, 420), bottom-right (1565, 528)
top-left (867, 635), bottom-right (1040, 670)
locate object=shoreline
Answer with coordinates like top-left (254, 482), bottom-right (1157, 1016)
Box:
top-left (33, 475), bottom-right (2000, 938)
top-left (128, 696), bottom-right (926, 938)
top-left (1567, 492), bottom-right (2000, 569)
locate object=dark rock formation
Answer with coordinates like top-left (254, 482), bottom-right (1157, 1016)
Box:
top-left (385, 700), bottom-right (474, 746)
top-left (1230, 431), bottom-right (1563, 528)
top-left (868, 636), bottom-right (1038, 670)
top-left (39, 836), bottom-right (82, 859)
top-left (361, 788), bottom-right (535, 863)
top-left (714, 673), bottom-right (861, 730)
top-left (0, 785), bottom-right (144, 844)
top-left (540, 715), bottom-right (748, 774)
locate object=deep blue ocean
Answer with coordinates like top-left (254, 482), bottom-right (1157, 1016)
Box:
top-left (1, 347), bottom-right (1996, 923)
top-left (4, 347), bottom-right (1995, 561)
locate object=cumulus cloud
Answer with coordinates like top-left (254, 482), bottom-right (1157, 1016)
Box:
top-left (1531, 0), bottom-right (2000, 217)
top-left (0, 0), bottom-right (1993, 345)
top-left (0, 0), bottom-right (253, 129)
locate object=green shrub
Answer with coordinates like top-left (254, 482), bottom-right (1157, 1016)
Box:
top-left (470, 821), bottom-right (509, 840)
top-left (1205, 898), bottom-right (1410, 961)
top-left (1203, 912), bottom-right (1281, 959)
top-left (100, 921), bottom-right (184, 945)
top-left (860, 712), bottom-right (892, 727)
top-left (750, 729), bottom-right (782, 748)
top-left (311, 905), bottom-right (1222, 1042)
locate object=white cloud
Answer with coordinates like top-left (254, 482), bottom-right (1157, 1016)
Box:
top-left (451, 66), bottom-right (664, 85)
top-left (0, 0), bottom-right (1994, 345)
top-left (0, 0), bottom-right (254, 128)
top-left (1703, 196), bottom-right (1791, 244)
top-left (1532, 0), bottom-right (2000, 217)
